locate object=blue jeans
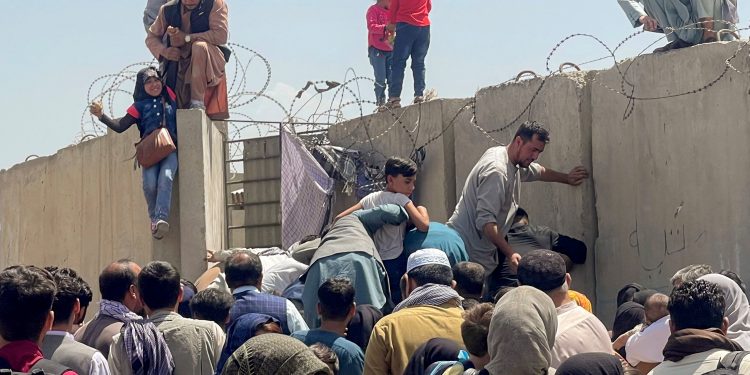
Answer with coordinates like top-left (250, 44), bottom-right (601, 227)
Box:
top-left (389, 23), bottom-right (430, 99)
top-left (142, 151), bottom-right (178, 222)
top-left (368, 46), bottom-right (393, 105)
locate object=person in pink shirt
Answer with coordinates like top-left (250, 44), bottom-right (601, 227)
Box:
top-left (385, 0), bottom-right (432, 109)
top-left (367, 0), bottom-right (393, 109)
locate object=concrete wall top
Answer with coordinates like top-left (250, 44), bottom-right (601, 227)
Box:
top-left (591, 41), bottom-right (750, 322)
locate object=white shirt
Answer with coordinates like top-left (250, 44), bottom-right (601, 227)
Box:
top-left (46, 330), bottom-right (111, 375)
top-left (258, 254), bottom-right (308, 295)
top-left (550, 301), bottom-right (613, 370)
top-left (232, 285), bottom-right (309, 333)
top-left (627, 315), bottom-right (672, 365)
top-left (359, 191), bottom-right (412, 260)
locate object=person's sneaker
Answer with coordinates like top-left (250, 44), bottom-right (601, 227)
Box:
top-left (153, 220), bottom-right (169, 240)
top-left (424, 88), bottom-right (437, 101)
top-left (413, 96), bottom-right (425, 104)
top-left (190, 100), bottom-right (206, 110)
top-left (385, 98), bottom-right (401, 109)
top-left (653, 39), bottom-right (693, 53)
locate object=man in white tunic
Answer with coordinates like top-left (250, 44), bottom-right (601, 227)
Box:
top-left (618, 0), bottom-right (738, 52)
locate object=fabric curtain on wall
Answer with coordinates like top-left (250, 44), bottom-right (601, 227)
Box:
top-left (280, 128), bottom-right (334, 249)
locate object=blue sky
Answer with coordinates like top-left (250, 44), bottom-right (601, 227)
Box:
top-left (0, 1), bottom-right (744, 169)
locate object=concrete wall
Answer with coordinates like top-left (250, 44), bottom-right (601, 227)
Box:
top-left (177, 110), bottom-right (227, 282)
top-left (590, 42), bottom-right (750, 322)
top-left (329, 41), bottom-right (750, 324)
top-left (0, 109), bottom-right (225, 313)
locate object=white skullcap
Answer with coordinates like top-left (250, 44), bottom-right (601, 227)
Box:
top-left (406, 248), bottom-right (451, 274)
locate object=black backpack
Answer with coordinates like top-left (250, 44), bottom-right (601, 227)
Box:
top-left (0, 356), bottom-right (74, 375)
top-left (702, 351), bottom-right (750, 374)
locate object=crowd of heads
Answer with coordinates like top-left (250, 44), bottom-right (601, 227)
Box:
top-left (3, 240), bottom-right (750, 375)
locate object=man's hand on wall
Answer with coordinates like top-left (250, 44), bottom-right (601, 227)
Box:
top-left (566, 166), bottom-right (589, 186)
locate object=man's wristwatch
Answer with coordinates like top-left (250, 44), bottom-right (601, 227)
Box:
top-left (184, 34), bottom-right (192, 43)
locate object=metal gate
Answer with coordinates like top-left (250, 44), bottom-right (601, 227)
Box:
top-left (223, 122), bottom-right (330, 249)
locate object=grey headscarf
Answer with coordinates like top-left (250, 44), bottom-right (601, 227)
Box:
top-left (486, 286), bottom-right (557, 375)
top-left (221, 333), bottom-right (333, 375)
top-left (698, 273), bottom-right (750, 349)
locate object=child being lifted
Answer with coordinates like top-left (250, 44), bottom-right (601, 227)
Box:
top-left (336, 157), bottom-right (430, 303)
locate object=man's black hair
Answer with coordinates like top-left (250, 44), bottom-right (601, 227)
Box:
top-left (407, 264), bottom-right (453, 287)
top-left (45, 267), bottom-right (91, 324)
top-left (225, 250), bottom-right (263, 289)
top-left (668, 280), bottom-right (726, 331)
top-left (99, 259), bottom-right (138, 302)
top-left (493, 285), bottom-right (519, 303)
top-left (452, 262), bottom-right (485, 297)
top-left (318, 278), bottom-right (355, 321)
top-left (137, 261), bottom-right (181, 311)
top-left (0, 266), bottom-right (56, 341)
top-left (385, 157), bottom-right (418, 178)
top-left (190, 288), bottom-right (235, 327)
top-left (513, 207), bottom-right (529, 223)
top-left (513, 121), bottom-right (550, 144)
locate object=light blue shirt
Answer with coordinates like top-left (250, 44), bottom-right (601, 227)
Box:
top-left (232, 285), bottom-right (309, 333)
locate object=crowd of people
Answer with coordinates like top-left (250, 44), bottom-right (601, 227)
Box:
top-left (3, 252), bottom-right (750, 374)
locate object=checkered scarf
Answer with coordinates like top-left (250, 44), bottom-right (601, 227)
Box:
top-left (99, 299), bottom-right (143, 322)
top-left (121, 319), bottom-right (175, 375)
top-left (394, 283), bottom-right (463, 312)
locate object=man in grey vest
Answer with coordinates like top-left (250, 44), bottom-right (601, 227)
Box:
top-left (74, 260), bottom-right (143, 358)
top-left (42, 268), bottom-right (110, 375)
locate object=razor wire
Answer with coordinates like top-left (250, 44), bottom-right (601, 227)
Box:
top-left (76, 22), bottom-right (750, 189)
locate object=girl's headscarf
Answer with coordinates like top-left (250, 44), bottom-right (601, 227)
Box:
top-left (616, 283), bottom-right (643, 307)
top-left (221, 333), bottom-right (333, 375)
top-left (612, 302), bottom-right (645, 341)
top-left (486, 286), bottom-right (558, 375)
top-left (556, 353), bottom-right (624, 375)
top-left (698, 273), bottom-right (750, 349)
top-left (133, 67), bottom-right (164, 102)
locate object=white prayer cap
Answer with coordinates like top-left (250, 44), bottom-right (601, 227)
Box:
top-left (406, 248), bottom-right (451, 274)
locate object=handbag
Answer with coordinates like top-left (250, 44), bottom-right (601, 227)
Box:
top-left (135, 99), bottom-right (176, 168)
